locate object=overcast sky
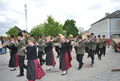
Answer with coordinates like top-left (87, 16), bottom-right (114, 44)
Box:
top-left (0, 0), bottom-right (120, 35)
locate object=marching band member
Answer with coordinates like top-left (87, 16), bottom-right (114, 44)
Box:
top-left (88, 33), bottom-right (97, 66)
top-left (65, 37), bottom-right (72, 63)
top-left (26, 38), bottom-right (45, 81)
top-left (59, 36), bottom-right (71, 75)
top-left (102, 35), bottom-right (107, 56)
top-left (16, 32), bottom-right (27, 77)
top-left (54, 34), bottom-right (61, 58)
top-left (45, 35), bottom-right (56, 71)
top-left (3, 35), bottom-right (18, 71)
top-left (96, 35), bottom-right (103, 60)
top-left (85, 35), bottom-right (91, 58)
top-left (37, 35), bottom-right (46, 66)
top-left (74, 35), bottom-right (85, 70)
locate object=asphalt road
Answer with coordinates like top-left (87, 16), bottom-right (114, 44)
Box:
top-left (0, 47), bottom-right (120, 81)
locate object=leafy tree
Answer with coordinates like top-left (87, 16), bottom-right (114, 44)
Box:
top-left (43, 16), bottom-right (63, 37)
top-left (30, 16), bottom-right (64, 38)
top-left (6, 26), bottom-right (21, 38)
top-left (30, 24), bottom-right (45, 39)
top-left (63, 19), bottom-right (79, 37)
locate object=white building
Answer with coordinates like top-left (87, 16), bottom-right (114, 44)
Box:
top-left (89, 10), bottom-right (120, 38)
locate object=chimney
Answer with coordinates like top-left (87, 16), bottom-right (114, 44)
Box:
top-left (105, 13), bottom-right (110, 16)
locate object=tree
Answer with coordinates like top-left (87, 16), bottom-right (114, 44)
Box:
top-left (30, 24), bottom-right (45, 39)
top-left (30, 16), bottom-right (64, 38)
top-left (43, 16), bottom-right (63, 37)
top-left (6, 26), bottom-right (21, 38)
top-left (63, 19), bottom-right (79, 36)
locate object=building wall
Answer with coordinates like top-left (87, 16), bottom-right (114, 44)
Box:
top-left (90, 19), bottom-right (109, 37)
top-left (90, 18), bottom-right (120, 38)
top-left (110, 18), bottom-right (120, 35)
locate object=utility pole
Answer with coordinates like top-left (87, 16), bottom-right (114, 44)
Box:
top-left (24, 3), bottom-right (27, 31)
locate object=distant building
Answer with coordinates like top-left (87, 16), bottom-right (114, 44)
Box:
top-left (14, 26), bottom-right (28, 34)
top-left (89, 10), bottom-right (120, 38)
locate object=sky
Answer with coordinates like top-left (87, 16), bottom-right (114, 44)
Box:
top-left (0, 0), bottom-right (120, 36)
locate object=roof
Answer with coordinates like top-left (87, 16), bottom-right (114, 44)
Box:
top-left (91, 10), bottom-right (120, 25)
top-left (14, 26), bottom-right (29, 34)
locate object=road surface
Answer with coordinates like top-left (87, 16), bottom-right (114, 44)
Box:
top-left (0, 47), bottom-right (120, 81)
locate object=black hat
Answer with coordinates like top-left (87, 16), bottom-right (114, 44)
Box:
top-left (30, 34), bottom-right (34, 37)
top-left (17, 32), bottom-right (23, 36)
top-left (77, 35), bottom-right (82, 39)
top-left (10, 35), bottom-right (14, 38)
top-left (90, 33), bottom-right (94, 35)
top-left (102, 35), bottom-right (105, 37)
top-left (87, 35), bottom-right (90, 37)
top-left (38, 34), bottom-right (42, 38)
top-left (98, 35), bottom-right (101, 38)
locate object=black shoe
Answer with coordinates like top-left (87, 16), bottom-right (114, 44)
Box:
top-left (91, 62), bottom-right (94, 67)
top-left (104, 54), bottom-right (105, 56)
top-left (10, 68), bottom-right (16, 71)
top-left (99, 57), bottom-right (101, 60)
top-left (91, 61), bottom-right (94, 66)
top-left (78, 63), bottom-right (83, 70)
top-left (78, 66), bottom-right (81, 70)
top-left (62, 73), bottom-right (67, 75)
top-left (98, 56), bottom-right (101, 60)
top-left (17, 74), bottom-right (24, 77)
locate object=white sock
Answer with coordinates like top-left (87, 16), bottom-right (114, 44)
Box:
top-left (47, 66), bottom-right (51, 70)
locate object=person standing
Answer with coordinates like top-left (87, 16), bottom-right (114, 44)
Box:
top-left (26, 38), bottom-right (45, 81)
top-left (54, 34), bottom-right (61, 58)
top-left (74, 35), bottom-right (85, 70)
top-left (16, 32), bottom-right (27, 77)
top-left (3, 35), bottom-right (18, 71)
top-left (85, 35), bottom-right (91, 58)
top-left (45, 35), bottom-right (56, 71)
top-left (89, 33), bottom-right (97, 66)
top-left (102, 35), bottom-right (107, 56)
top-left (37, 35), bottom-right (45, 66)
top-left (59, 36), bottom-right (71, 75)
top-left (65, 37), bottom-right (72, 63)
top-left (97, 35), bottom-right (103, 60)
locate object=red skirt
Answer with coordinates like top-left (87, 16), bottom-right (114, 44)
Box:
top-left (15, 53), bottom-right (19, 67)
top-left (68, 49), bottom-right (72, 63)
top-left (59, 52), bottom-right (71, 71)
top-left (34, 59), bottom-right (45, 79)
top-left (46, 51), bottom-right (56, 67)
top-left (27, 59), bottom-right (45, 80)
top-left (64, 52), bottom-right (71, 70)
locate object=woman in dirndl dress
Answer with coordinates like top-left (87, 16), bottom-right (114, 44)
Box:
top-left (65, 38), bottom-right (72, 63)
top-left (45, 35), bottom-right (56, 71)
top-left (4, 35), bottom-right (18, 71)
top-left (26, 38), bottom-right (45, 81)
top-left (59, 36), bottom-right (71, 75)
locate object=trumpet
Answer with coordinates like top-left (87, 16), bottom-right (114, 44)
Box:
top-left (71, 41), bottom-right (77, 46)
